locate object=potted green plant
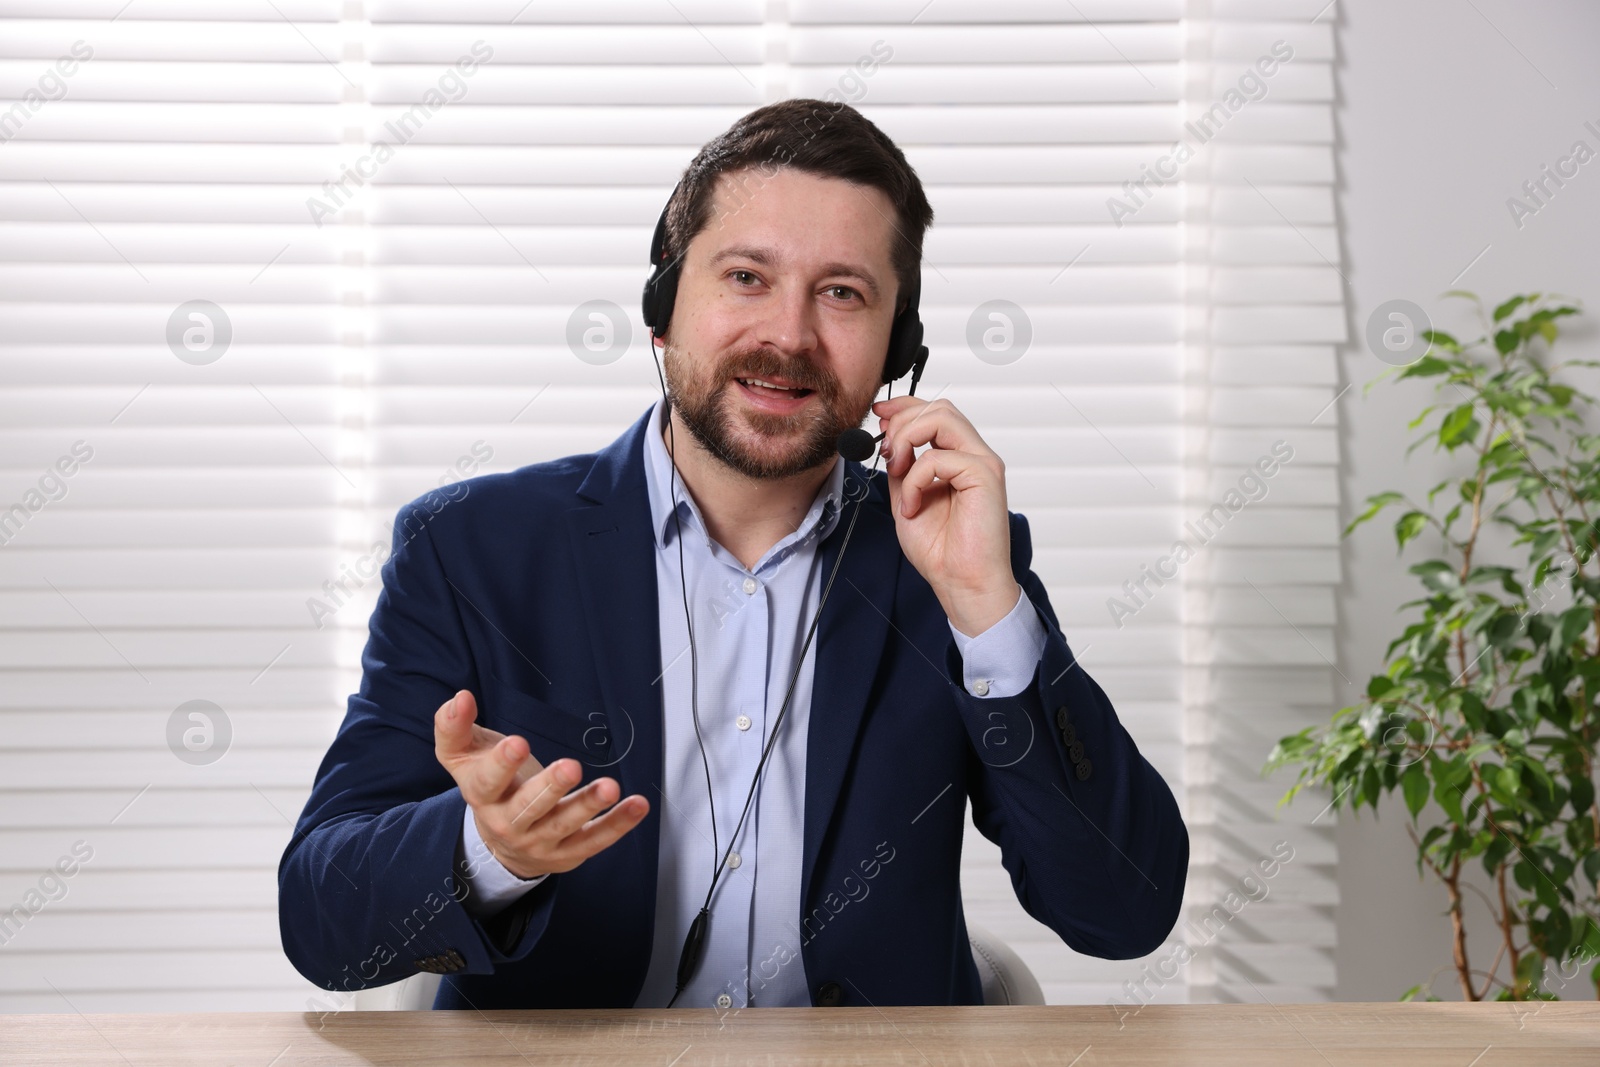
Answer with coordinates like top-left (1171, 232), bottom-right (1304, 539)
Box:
top-left (1266, 291), bottom-right (1599, 1001)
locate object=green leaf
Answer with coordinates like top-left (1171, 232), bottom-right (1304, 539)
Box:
top-left (1402, 763), bottom-right (1429, 820)
top-left (1435, 753), bottom-right (1473, 790)
top-left (1558, 605), bottom-right (1590, 647)
top-left (1534, 865), bottom-right (1563, 911)
top-left (1495, 328), bottom-right (1520, 354)
top-left (1517, 951), bottom-right (1546, 992)
top-left (1438, 404), bottom-right (1479, 448)
top-left (1464, 564), bottom-right (1516, 587)
top-left (1345, 491), bottom-right (1406, 536)
top-left (1493, 296), bottom-right (1527, 322)
top-left (1487, 612), bottom-right (1522, 649)
top-left (1420, 328), bottom-right (1461, 351)
top-left (1514, 858), bottom-right (1536, 892)
top-left (1396, 511), bottom-right (1430, 550)
top-left (1583, 916), bottom-right (1600, 958)
top-left (1573, 775), bottom-right (1596, 819)
top-left (1408, 405), bottom-right (1440, 431)
top-left (1482, 834), bottom-right (1513, 878)
top-left (1435, 776), bottom-right (1467, 824)
top-left (1411, 559), bottom-right (1459, 592)
top-left (1398, 355), bottom-right (1455, 379)
top-left (1547, 909), bottom-right (1574, 960)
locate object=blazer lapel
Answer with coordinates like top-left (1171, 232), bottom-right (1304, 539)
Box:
top-left (563, 409), bottom-right (665, 819)
top-left (802, 467), bottom-right (900, 904)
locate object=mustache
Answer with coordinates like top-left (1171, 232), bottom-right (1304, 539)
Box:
top-left (720, 349), bottom-right (836, 395)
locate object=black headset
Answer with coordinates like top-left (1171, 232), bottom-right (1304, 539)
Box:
top-left (640, 176), bottom-right (927, 1008)
top-left (641, 179), bottom-right (930, 390)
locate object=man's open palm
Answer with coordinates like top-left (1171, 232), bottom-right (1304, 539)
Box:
top-left (434, 690), bottom-right (649, 881)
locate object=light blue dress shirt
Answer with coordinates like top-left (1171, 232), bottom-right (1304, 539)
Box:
top-left (456, 397), bottom-right (1047, 1008)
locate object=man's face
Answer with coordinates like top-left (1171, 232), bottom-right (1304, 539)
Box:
top-left (659, 166), bottom-right (901, 480)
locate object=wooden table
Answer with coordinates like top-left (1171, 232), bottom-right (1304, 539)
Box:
top-left (3, 1003), bottom-right (1599, 1065)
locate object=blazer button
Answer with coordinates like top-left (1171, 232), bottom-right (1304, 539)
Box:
top-left (1068, 740), bottom-right (1085, 764)
top-left (1060, 724), bottom-right (1076, 746)
top-left (1075, 758), bottom-right (1093, 781)
top-left (1054, 706), bottom-right (1070, 731)
top-left (816, 981), bottom-right (843, 1006)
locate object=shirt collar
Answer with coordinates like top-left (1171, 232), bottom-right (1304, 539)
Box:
top-left (641, 395), bottom-right (847, 563)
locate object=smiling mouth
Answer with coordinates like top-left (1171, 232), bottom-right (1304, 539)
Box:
top-left (734, 377), bottom-right (814, 401)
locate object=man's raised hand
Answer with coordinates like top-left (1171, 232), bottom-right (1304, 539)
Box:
top-left (434, 690), bottom-right (649, 880)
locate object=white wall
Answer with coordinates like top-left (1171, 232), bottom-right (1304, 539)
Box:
top-left (1334, 0), bottom-right (1600, 1000)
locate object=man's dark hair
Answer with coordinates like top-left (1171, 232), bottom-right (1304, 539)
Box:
top-left (662, 98), bottom-right (934, 313)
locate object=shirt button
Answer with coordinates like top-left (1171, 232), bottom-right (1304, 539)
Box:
top-left (726, 851), bottom-right (742, 869)
top-left (972, 679), bottom-right (990, 697)
top-left (716, 993), bottom-right (732, 1009)
top-left (736, 714), bottom-right (752, 731)
top-left (742, 576), bottom-right (757, 595)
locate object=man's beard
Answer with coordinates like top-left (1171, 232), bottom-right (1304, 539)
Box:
top-left (662, 339), bottom-right (877, 480)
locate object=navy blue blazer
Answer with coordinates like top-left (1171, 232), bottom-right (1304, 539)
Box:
top-left (277, 405), bottom-right (1189, 1009)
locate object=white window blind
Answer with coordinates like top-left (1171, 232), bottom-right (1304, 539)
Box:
top-left (0, 0), bottom-right (1344, 1012)
top-left (2, 0), bottom-right (365, 1013)
top-left (1178, 0), bottom-right (1342, 1005)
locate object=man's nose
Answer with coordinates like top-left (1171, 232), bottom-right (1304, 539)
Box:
top-left (757, 283), bottom-right (820, 356)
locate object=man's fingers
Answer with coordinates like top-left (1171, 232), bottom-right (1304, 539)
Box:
top-left (546, 793), bottom-right (651, 866)
top-left (898, 448), bottom-right (995, 518)
top-left (532, 776), bottom-right (625, 842)
top-left (435, 689), bottom-right (547, 805)
top-left (503, 758), bottom-right (583, 831)
top-left (871, 395), bottom-right (922, 419)
top-left (461, 733), bottom-right (535, 806)
top-left (877, 398), bottom-right (994, 480)
top-left (433, 690), bottom-right (478, 760)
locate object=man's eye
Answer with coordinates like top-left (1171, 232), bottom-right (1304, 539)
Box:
top-left (730, 270), bottom-right (759, 286)
top-left (827, 285), bottom-right (860, 302)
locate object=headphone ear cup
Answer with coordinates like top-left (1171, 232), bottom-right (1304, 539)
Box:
top-left (641, 275), bottom-right (658, 332)
top-left (884, 312), bottom-right (923, 383)
top-left (657, 268), bottom-right (679, 338)
top-left (642, 185), bottom-right (679, 336)
top-left (643, 265), bottom-right (677, 336)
